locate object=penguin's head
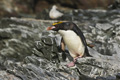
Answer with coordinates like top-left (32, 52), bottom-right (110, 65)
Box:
top-left (47, 22), bottom-right (76, 31)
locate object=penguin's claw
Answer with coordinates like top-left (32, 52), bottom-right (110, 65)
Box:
top-left (66, 62), bottom-right (75, 67)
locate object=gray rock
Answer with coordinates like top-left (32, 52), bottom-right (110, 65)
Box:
top-left (111, 18), bottom-right (120, 26)
top-left (95, 23), bottom-right (113, 31)
top-left (0, 70), bottom-right (21, 80)
top-left (0, 9), bottom-right (120, 80)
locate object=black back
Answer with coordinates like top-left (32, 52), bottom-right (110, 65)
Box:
top-left (71, 23), bottom-right (91, 57)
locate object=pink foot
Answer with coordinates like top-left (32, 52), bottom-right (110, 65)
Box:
top-left (66, 56), bottom-right (82, 67)
top-left (66, 62), bottom-right (75, 67)
top-left (74, 56), bottom-right (82, 60)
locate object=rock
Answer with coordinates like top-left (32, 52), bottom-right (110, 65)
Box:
top-left (108, 0), bottom-right (120, 9)
top-left (35, 0), bottom-right (49, 13)
top-left (41, 37), bottom-right (54, 46)
top-left (95, 23), bottom-right (113, 31)
top-left (116, 73), bottom-right (120, 79)
top-left (0, 70), bottom-right (21, 80)
top-left (0, 0), bottom-right (116, 18)
top-left (0, 8), bottom-right (120, 80)
top-left (0, 0), bottom-right (35, 18)
top-left (111, 18), bottom-right (120, 26)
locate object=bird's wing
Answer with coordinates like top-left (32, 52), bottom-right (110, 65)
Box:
top-left (56, 8), bottom-right (64, 14)
top-left (73, 26), bottom-right (91, 57)
top-left (60, 38), bottom-right (65, 51)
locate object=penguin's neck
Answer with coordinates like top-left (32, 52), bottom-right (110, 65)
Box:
top-left (58, 30), bottom-right (77, 37)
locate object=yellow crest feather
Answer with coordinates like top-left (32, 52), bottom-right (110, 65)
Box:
top-left (52, 21), bottom-right (63, 25)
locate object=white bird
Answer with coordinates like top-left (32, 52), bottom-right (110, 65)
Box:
top-left (49, 5), bottom-right (64, 19)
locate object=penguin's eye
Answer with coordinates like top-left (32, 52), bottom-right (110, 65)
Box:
top-left (66, 23), bottom-right (69, 26)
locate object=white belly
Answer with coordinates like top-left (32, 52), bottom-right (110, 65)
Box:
top-left (58, 30), bottom-right (85, 58)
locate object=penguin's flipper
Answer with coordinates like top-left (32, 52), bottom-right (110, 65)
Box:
top-left (72, 24), bottom-right (91, 57)
top-left (60, 38), bottom-right (65, 51)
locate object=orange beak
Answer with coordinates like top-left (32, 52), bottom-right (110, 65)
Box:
top-left (47, 26), bottom-right (56, 30)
